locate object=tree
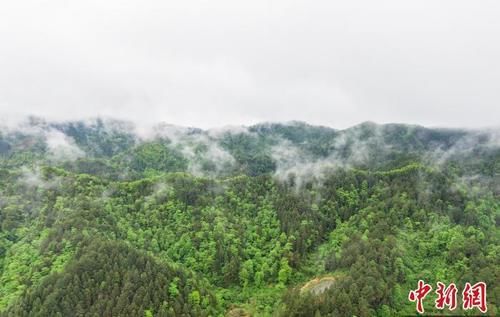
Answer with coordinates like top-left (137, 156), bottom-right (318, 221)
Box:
top-left (278, 258), bottom-right (291, 285)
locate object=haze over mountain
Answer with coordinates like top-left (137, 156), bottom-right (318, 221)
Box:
top-left (1, 117), bottom-right (498, 181)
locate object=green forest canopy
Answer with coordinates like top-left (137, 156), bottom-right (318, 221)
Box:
top-left (0, 118), bottom-right (498, 316)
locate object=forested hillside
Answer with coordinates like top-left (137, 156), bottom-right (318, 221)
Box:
top-left (0, 118), bottom-right (498, 316)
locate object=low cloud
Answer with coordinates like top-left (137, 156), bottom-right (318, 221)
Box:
top-left (19, 166), bottom-right (63, 190)
top-left (146, 123), bottom-right (237, 176)
top-left (0, 117), bottom-right (85, 161)
top-left (45, 129), bottom-right (85, 161)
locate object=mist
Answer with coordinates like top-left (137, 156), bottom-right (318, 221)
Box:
top-left (1, 1), bottom-right (499, 129)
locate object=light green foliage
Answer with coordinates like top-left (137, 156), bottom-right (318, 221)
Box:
top-left (278, 258), bottom-right (292, 285)
top-left (189, 290), bottom-right (201, 306)
top-left (168, 278), bottom-right (180, 298)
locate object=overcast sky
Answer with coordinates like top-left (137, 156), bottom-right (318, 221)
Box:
top-left (0, 1), bottom-right (499, 129)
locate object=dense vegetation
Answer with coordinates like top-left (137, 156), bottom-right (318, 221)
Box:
top-left (0, 118), bottom-right (498, 316)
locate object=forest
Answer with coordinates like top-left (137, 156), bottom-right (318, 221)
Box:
top-left (0, 118), bottom-right (498, 316)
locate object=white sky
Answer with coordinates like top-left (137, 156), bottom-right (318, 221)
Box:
top-left (0, 0), bottom-right (499, 129)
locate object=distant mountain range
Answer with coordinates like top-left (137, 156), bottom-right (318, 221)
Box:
top-left (1, 118), bottom-right (498, 183)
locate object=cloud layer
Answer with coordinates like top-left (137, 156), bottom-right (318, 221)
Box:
top-left (1, 1), bottom-right (499, 128)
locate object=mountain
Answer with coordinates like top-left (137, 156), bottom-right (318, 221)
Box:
top-left (0, 118), bottom-right (498, 316)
